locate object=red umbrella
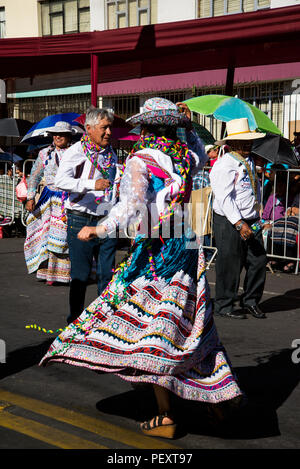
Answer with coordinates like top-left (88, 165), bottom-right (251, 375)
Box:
top-left (74, 113), bottom-right (133, 140)
top-left (118, 135), bottom-right (139, 141)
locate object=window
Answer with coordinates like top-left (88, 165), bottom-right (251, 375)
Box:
top-left (0, 7), bottom-right (5, 38)
top-left (198, 0), bottom-right (270, 18)
top-left (41, 0), bottom-right (90, 36)
top-left (106, 0), bottom-right (157, 29)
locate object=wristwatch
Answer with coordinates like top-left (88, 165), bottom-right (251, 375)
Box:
top-left (235, 221), bottom-right (244, 231)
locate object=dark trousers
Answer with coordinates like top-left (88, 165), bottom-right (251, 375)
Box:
top-left (67, 212), bottom-right (117, 324)
top-left (213, 213), bottom-right (267, 315)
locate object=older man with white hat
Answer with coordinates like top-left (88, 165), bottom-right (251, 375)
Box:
top-left (210, 118), bottom-right (267, 320)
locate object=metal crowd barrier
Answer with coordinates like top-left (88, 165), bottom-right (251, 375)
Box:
top-left (191, 165), bottom-right (300, 274)
top-left (0, 161), bottom-right (20, 229)
top-left (0, 159), bottom-right (36, 234)
top-left (260, 167), bottom-right (300, 275)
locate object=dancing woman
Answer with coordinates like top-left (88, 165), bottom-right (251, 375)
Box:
top-left (24, 121), bottom-right (74, 285)
top-left (40, 99), bottom-right (243, 438)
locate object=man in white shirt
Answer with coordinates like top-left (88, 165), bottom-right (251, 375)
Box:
top-left (210, 118), bottom-right (267, 320)
top-left (55, 106), bottom-right (118, 324)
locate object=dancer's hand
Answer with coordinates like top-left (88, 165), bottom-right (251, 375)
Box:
top-left (77, 226), bottom-right (97, 241)
top-left (25, 200), bottom-right (35, 212)
top-left (95, 179), bottom-right (110, 191)
top-left (176, 102), bottom-right (191, 120)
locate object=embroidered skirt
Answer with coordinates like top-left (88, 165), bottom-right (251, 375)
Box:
top-left (24, 186), bottom-right (70, 283)
top-left (40, 235), bottom-right (242, 403)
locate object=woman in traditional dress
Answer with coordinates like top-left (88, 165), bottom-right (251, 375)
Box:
top-left (24, 121), bottom-right (74, 285)
top-left (40, 99), bottom-right (243, 438)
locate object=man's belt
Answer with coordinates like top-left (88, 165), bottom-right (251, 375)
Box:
top-left (66, 209), bottom-right (104, 221)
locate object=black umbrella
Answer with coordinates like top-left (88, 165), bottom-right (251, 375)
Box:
top-left (251, 133), bottom-right (299, 167)
top-left (192, 122), bottom-right (215, 145)
top-left (0, 118), bottom-right (34, 137)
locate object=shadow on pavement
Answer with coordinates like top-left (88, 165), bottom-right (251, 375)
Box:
top-left (96, 348), bottom-right (300, 441)
top-left (0, 339), bottom-right (53, 380)
top-left (260, 289), bottom-right (300, 313)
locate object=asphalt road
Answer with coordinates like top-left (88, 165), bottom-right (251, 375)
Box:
top-left (0, 237), bottom-right (300, 450)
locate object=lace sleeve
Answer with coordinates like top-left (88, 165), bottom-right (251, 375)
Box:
top-left (100, 156), bottom-right (149, 235)
top-left (27, 153), bottom-right (44, 200)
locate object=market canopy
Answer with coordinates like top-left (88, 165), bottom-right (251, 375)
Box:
top-left (1, 4), bottom-right (300, 98)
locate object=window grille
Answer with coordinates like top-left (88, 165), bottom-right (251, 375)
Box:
top-left (7, 93), bottom-right (91, 123)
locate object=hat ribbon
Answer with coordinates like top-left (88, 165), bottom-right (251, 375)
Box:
top-left (227, 130), bottom-right (253, 137)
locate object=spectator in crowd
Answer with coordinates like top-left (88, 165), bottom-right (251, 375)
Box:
top-left (15, 162), bottom-right (24, 180)
top-left (267, 189), bottom-right (300, 273)
top-left (262, 162), bottom-right (289, 206)
top-left (262, 170), bottom-right (289, 225)
top-left (292, 131), bottom-right (300, 164)
top-left (210, 118), bottom-right (267, 320)
top-left (24, 121), bottom-right (74, 285)
top-left (54, 107), bottom-right (119, 325)
top-left (205, 144), bottom-right (220, 170)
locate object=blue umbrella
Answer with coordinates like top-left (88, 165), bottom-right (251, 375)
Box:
top-left (21, 112), bottom-right (83, 145)
top-left (0, 152), bottom-right (23, 163)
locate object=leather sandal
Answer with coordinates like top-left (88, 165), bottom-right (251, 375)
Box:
top-left (140, 412), bottom-right (177, 439)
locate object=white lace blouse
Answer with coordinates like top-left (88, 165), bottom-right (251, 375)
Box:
top-left (27, 145), bottom-right (69, 200)
top-left (101, 133), bottom-right (207, 237)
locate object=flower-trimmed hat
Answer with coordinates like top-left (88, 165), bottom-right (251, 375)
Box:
top-left (126, 97), bottom-right (190, 127)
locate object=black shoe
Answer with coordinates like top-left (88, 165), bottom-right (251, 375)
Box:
top-left (244, 305), bottom-right (266, 319)
top-left (216, 309), bottom-right (247, 319)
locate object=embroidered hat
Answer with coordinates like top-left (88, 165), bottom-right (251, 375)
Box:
top-left (216, 118), bottom-right (265, 145)
top-left (46, 121), bottom-right (76, 135)
top-left (126, 97), bottom-right (190, 127)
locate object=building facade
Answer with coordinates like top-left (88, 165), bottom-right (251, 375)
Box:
top-left (2, 0), bottom-right (300, 139)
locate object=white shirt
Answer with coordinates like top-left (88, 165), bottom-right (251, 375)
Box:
top-left (209, 152), bottom-right (260, 225)
top-left (54, 140), bottom-right (119, 216)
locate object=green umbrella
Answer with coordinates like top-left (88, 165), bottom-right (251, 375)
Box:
top-left (192, 122), bottom-right (215, 145)
top-left (184, 95), bottom-right (282, 136)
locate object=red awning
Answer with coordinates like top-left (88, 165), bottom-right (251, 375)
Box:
top-left (97, 62), bottom-right (300, 96)
top-left (1, 5), bottom-right (300, 81)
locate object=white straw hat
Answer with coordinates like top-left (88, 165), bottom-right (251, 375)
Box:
top-left (46, 121), bottom-right (75, 134)
top-left (216, 118), bottom-right (265, 145)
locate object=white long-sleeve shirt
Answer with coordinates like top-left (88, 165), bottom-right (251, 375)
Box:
top-left (54, 140), bottom-right (119, 216)
top-left (209, 152), bottom-right (260, 225)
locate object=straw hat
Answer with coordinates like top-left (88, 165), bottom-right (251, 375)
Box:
top-left (46, 121), bottom-right (76, 135)
top-left (126, 97), bottom-right (190, 127)
top-left (216, 118), bottom-right (265, 145)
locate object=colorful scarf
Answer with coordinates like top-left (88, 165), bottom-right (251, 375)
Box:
top-left (81, 134), bottom-right (114, 179)
top-left (81, 133), bottom-right (115, 204)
